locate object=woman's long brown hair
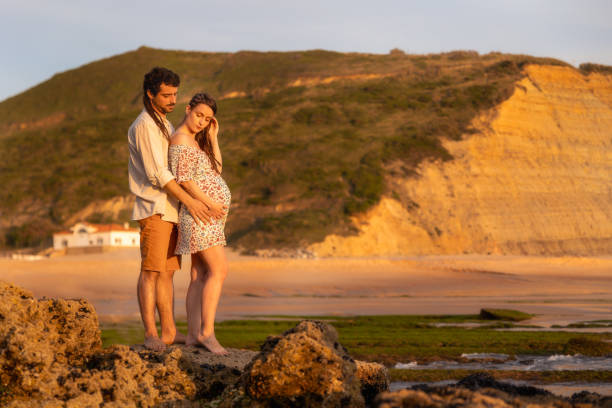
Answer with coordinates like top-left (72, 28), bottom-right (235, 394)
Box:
top-left (189, 93), bottom-right (221, 174)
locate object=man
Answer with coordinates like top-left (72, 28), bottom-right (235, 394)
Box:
top-left (128, 67), bottom-right (210, 351)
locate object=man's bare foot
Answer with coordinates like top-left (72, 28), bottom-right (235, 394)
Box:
top-left (144, 336), bottom-right (166, 351)
top-left (195, 333), bottom-right (229, 355)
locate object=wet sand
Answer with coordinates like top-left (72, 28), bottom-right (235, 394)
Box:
top-left (2, 249), bottom-right (611, 327)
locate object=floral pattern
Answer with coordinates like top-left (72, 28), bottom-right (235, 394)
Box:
top-left (168, 144), bottom-right (231, 254)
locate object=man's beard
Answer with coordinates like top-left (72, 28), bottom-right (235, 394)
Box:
top-left (152, 99), bottom-right (175, 114)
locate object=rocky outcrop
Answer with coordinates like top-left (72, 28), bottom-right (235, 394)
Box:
top-left (355, 360), bottom-right (390, 405)
top-left (0, 281), bottom-right (388, 407)
top-left (6, 280), bottom-right (610, 407)
top-left (311, 65), bottom-right (612, 256)
top-left (376, 388), bottom-right (519, 408)
top-left (217, 320), bottom-right (366, 407)
top-left (0, 281), bottom-right (102, 399)
top-left (171, 346), bottom-right (256, 401)
top-left (0, 281), bottom-right (200, 407)
top-left (375, 373), bottom-right (612, 408)
top-left (52, 345), bottom-right (196, 407)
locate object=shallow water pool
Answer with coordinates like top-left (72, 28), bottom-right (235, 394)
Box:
top-left (394, 353), bottom-right (612, 371)
top-left (390, 380), bottom-right (612, 397)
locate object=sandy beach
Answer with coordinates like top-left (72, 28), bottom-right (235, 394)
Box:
top-left (2, 249), bottom-right (611, 327)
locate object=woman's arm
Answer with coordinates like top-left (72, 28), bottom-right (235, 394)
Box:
top-left (209, 118), bottom-right (222, 173)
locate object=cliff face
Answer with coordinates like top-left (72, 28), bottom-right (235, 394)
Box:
top-left (311, 65), bottom-right (612, 256)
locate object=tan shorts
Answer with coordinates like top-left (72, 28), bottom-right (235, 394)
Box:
top-left (138, 214), bottom-right (181, 273)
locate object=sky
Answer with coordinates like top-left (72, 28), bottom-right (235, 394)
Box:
top-left (1, 0), bottom-right (611, 102)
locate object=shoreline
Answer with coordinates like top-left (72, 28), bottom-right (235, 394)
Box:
top-left (2, 248), bottom-right (611, 327)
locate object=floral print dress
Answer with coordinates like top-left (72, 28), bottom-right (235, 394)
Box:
top-left (168, 144), bottom-right (231, 254)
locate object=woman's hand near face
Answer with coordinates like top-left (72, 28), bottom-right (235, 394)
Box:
top-left (209, 117), bottom-right (219, 140)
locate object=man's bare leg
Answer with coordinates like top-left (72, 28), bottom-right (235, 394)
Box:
top-left (186, 254), bottom-right (204, 346)
top-left (157, 268), bottom-right (184, 345)
top-left (137, 270), bottom-right (166, 351)
top-left (193, 246), bottom-right (228, 355)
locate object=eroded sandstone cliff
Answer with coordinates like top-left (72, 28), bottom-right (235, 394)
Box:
top-left (310, 65), bottom-right (612, 256)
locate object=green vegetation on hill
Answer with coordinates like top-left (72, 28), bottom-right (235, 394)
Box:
top-left (579, 62), bottom-right (612, 74)
top-left (1, 47), bottom-right (595, 250)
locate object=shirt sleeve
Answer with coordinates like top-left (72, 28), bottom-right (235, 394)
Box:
top-left (133, 121), bottom-right (175, 188)
top-left (169, 145), bottom-right (199, 184)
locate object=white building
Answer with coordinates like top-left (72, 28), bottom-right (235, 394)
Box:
top-left (53, 222), bottom-right (139, 251)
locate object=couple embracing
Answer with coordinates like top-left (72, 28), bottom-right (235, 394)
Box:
top-left (128, 67), bottom-right (230, 354)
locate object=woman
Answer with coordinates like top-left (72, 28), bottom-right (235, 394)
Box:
top-left (169, 93), bottom-right (231, 355)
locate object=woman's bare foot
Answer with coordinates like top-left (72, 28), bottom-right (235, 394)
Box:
top-left (172, 331), bottom-right (187, 344)
top-left (144, 336), bottom-right (166, 351)
top-left (195, 333), bottom-right (228, 355)
top-left (162, 330), bottom-right (186, 345)
top-left (186, 334), bottom-right (199, 347)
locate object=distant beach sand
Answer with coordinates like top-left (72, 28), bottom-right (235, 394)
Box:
top-left (2, 249), bottom-right (611, 327)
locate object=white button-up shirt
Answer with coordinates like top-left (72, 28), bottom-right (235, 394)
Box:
top-left (128, 109), bottom-right (179, 223)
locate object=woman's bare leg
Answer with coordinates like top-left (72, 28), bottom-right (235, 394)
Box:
top-left (195, 245), bottom-right (228, 354)
top-left (186, 254), bottom-right (205, 346)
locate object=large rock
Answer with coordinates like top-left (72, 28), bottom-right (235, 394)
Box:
top-left (42, 345), bottom-right (195, 408)
top-left (218, 320), bottom-right (366, 407)
top-left (6, 344), bottom-right (253, 408)
top-left (355, 360), bottom-right (389, 405)
top-left (0, 281), bottom-right (207, 407)
top-left (0, 281), bottom-right (101, 398)
top-left (172, 346), bottom-right (256, 401)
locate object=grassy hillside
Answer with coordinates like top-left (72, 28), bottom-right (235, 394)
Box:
top-left (0, 47), bottom-right (581, 250)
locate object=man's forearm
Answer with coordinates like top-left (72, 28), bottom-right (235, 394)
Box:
top-left (163, 179), bottom-right (212, 223)
top-left (163, 179), bottom-right (196, 206)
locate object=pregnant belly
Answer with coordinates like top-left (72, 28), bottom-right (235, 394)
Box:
top-left (198, 176), bottom-right (231, 206)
